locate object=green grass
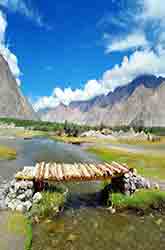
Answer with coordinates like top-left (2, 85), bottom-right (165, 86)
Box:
top-left (0, 145), bottom-right (17, 159)
top-left (112, 190), bottom-right (165, 211)
top-left (7, 212), bottom-right (32, 250)
top-left (30, 190), bottom-right (66, 219)
top-left (88, 147), bottom-right (165, 180)
top-left (109, 136), bottom-right (165, 146)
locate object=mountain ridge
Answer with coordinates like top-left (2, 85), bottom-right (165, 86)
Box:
top-left (40, 74), bottom-right (165, 126)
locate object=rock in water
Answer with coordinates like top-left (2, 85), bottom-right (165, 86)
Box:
top-left (0, 54), bottom-right (37, 120)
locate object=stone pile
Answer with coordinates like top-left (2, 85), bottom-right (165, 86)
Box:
top-left (111, 169), bottom-right (151, 195)
top-left (4, 179), bottom-right (42, 213)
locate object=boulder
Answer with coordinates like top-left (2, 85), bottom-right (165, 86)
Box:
top-left (17, 193), bottom-right (26, 201)
top-left (24, 201), bottom-right (32, 211)
top-left (33, 192), bottom-right (42, 204)
top-left (25, 189), bottom-right (33, 199)
top-left (111, 169), bottom-right (151, 195)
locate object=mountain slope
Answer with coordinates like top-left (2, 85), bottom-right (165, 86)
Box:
top-left (0, 55), bottom-right (37, 120)
top-left (41, 75), bottom-right (165, 126)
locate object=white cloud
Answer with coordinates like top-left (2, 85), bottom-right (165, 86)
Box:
top-left (34, 80), bottom-right (109, 111)
top-left (102, 49), bottom-right (165, 90)
top-left (0, 0), bottom-right (46, 27)
top-left (142, 0), bottom-right (165, 19)
top-left (34, 96), bottom-right (60, 111)
top-left (0, 10), bottom-right (21, 84)
top-left (105, 32), bottom-right (149, 53)
top-left (0, 10), bottom-right (6, 42)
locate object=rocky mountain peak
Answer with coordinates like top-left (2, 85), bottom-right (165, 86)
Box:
top-left (0, 54), bottom-right (37, 120)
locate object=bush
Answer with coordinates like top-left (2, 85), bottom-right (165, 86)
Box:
top-left (30, 186), bottom-right (68, 219)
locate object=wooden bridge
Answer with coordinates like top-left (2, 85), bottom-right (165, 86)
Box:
top-left (15, 161), bottom-right (129, 182)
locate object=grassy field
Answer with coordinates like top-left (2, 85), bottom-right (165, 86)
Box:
top-left (88, 147), bottom-right (165, 180)
top-left (0, 145), bottom-right (17, 160)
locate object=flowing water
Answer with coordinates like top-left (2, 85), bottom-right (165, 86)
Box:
top-left (0, 137), bottom-right (165, 250)
top-left (32, 210), bottom-right (165, 250)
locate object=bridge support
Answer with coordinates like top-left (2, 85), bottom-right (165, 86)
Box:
top-left (101, 184), bottom-right (113, 207)
top-left (102, 168), bottom-right (151, 208)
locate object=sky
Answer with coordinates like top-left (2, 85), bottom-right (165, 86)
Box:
top-left (0, 0), bottom-right (165, 110)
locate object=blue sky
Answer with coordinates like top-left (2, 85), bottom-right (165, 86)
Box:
top-left (0, 0), bottom-right (165, 110)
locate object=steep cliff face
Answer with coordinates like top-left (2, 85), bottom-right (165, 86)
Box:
top-left (0, 55), bottom-right (37, 120)
top-left (40, 75), bottom-right (165, 127)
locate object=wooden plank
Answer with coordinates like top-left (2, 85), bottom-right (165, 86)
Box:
top-left (37, 162), bottom-right (45, 180)
top-left (105, 162), bottom-right (121, 174)
top-left (63, 164), bottom-right (71, 180)
top-left (56, 163), bottom-right (63, 181)
top-left (74, 163), bottom-right (83, 180)
top-left (69, 164), bottom-right (79, 179)
top-left (48, 163), bottom-right (56, 181)
top-left (51, 163), bottom-right (57, 181)
top-left (78, 163), bottom-right (91, 179)
top-left (84, 163), bottom-right (97, 179)
top-left (44, 163), bottom-right (50, 180)
top-left (97, 164), bottom-right (113, 177)
top-left (90, 164), bottom-right (105, 177)
top-left (60, 163), bottom-right (66, 181)
top-left (112, 161), bottom-right (129, 172)
top-left (42, 162), bottom-right (47, 180)
top-left (35, 163), bottom-right (40, 180)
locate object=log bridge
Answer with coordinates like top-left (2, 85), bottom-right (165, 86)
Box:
top-left (15, 161), bottom-right (129, 183)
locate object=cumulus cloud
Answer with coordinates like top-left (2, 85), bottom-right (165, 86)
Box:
top-left (0, 0), bottom-right (46, 27)
top-left (102, 49), bottom-right (165, 90)
top-left (34, 80), bottom-right (109, 111)
top-left (0, 10), bottom-right (21, 84)
top-left (142, 0), bottom-right (165, 19)
top-left (105, 32), bottom-right (149, 53)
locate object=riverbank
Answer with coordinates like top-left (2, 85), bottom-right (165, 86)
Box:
top-left (112, 190), bottom-right (165, 214)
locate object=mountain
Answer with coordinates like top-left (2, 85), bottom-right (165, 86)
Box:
top-left (40, 74), bottom-right (165, 127)
top-left (0, 54), bottom-right (37, 120)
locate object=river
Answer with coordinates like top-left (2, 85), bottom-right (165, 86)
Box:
top-left (0, 137), bottom-right (165, 250)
